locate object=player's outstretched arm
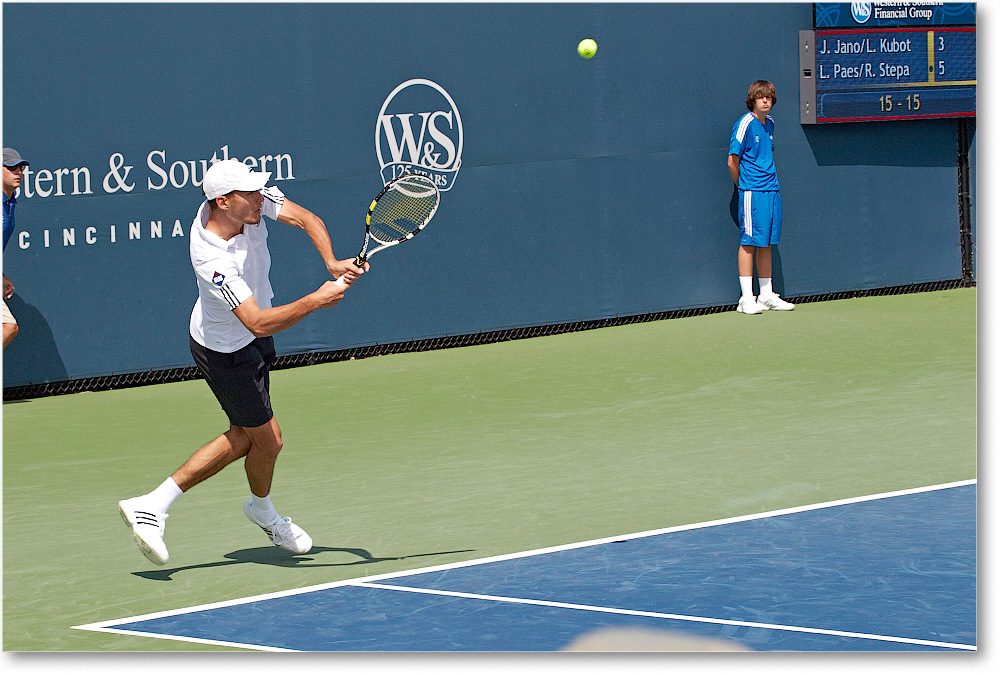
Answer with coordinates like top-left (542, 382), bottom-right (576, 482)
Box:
top-left (232, 281), bottom-right (348, 338)
top-left (277, 198), bottom-right (367, 282)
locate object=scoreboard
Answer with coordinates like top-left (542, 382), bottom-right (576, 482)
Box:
top-left (799, 27), bottom-right (976, 123)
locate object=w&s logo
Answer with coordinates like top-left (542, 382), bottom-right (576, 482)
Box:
top-left (376, 79), bottom-right (463, 191)
top-left (851, 2), bottom-right (872, 24)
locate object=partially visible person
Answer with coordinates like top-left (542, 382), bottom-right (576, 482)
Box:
top-left (3, 148), bottom-right (29, 348)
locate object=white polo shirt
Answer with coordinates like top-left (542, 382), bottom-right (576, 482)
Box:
top-left (189, 186), bottom-right (285, 353)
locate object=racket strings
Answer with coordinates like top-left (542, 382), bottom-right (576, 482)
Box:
top-left (368, 180), bottom-right (439, 244)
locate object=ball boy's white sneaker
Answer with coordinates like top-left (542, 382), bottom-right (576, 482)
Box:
top-left (737, 296), bottom-right (764, 314)
top-left (758, 292), bottom-right (795, 311)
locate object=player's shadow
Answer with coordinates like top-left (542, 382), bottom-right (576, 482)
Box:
top-left (131, 545), bottom-right (475, 581)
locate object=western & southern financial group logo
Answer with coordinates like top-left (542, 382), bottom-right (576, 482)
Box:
top-left (376, 79), bottom-right (463, 191)
top-left (851, 2), bottom-right (873, 24)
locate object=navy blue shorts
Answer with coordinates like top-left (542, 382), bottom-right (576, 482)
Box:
top-left (737, 189), bottom-right (782, 247)
top-left (190, 336), bottom-right (276, 428)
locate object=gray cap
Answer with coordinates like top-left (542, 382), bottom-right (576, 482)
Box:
top-left (3, 148), bottom-right (29, 167)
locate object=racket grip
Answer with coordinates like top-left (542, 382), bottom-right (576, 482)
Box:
top-left (334, 255), bottom-right (367, 286)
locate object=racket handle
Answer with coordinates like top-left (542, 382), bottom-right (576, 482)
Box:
top-left (334, 255), bottom-right (368, 286)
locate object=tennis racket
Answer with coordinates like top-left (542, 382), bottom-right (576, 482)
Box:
top-left (335, 173), bottom-right (440, 285)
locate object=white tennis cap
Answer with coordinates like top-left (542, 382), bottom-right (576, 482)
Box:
top-left (203, 159), bottom-right (271, 200)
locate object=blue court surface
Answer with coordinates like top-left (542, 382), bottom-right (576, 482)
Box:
top-left (75, 481), bottom-right (976, 652)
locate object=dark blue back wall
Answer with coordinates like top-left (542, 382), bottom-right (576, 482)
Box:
top-left (2, 3), bottom-right (974, 387)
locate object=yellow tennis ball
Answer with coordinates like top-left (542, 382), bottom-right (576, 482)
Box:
top-left (578, 38), bottom-right (598, 59)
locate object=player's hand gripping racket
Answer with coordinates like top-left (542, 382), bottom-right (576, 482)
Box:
top-left (335, 173), bottom-right (440, 285)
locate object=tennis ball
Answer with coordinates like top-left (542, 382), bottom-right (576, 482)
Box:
top-left (578, 38), bottom-right (598, 59)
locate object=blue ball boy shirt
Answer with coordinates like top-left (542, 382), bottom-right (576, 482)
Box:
top-left (729, 112), bottom-right (779, 192)
top-left (2, 192), bottom-right (16, 250)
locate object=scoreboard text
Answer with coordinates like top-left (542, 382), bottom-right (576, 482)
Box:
top-left (799, 27), bottom-right (975, 123)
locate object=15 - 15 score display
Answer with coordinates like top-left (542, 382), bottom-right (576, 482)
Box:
top-left (799, 27), bottom-right (975, 124)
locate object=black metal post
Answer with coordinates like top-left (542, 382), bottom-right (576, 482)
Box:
top-left (957, 118), bottom-right (974, 286)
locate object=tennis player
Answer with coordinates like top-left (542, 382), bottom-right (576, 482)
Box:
top-left (119, 159), bottom-right (367, 565)
top-left (728, 81), bottom-right (794, 314)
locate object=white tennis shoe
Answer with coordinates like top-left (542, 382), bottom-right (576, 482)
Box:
top-left (243, 500), bottom-right (313, 554)
top-left (737, 296), bottom-right (764, 315)
top-left (119, 497), bottom-right (169, 565)
top-left (758, 293), bottom-right (795, 311)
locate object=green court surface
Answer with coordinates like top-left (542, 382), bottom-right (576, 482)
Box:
top-left (2, 288), bottom-right (976, 651)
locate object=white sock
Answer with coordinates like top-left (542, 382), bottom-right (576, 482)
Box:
top-left (251, 493), bottom-right (279, 524)
top-left (144, 477), bottom-right (183, 513)
top-left (739, 276), bottom-right (754, 300)
top-left (759, 278), bottom-right (773, 297)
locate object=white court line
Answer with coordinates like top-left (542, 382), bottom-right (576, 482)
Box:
top-left (355, 582), bottom-right (976, 652)
top-left (71, 626), bottom-right (295, 653)
top-left (73, 478), bottom-right (977, 648)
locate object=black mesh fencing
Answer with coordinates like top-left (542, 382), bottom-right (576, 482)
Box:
top-left (2, 278), bottom-right (972, 401)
